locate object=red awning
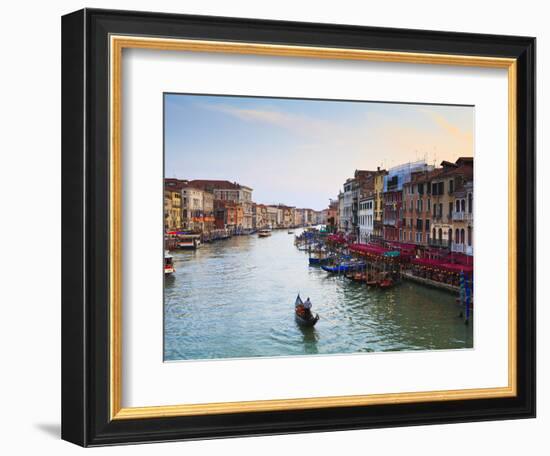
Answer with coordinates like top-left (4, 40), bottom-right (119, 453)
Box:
top-left (412, 257), bottom-right (473, 273)
top-left (327, 234), bottom-right (347, 244)
top-left (349, 243), bottom-right (391, 256)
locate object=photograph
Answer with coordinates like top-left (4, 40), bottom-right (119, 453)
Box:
top-left (163, 94), bottom-right (474, 361)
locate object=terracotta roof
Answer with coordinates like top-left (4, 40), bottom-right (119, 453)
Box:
top-left (189, 179), bottom-right (252, 191)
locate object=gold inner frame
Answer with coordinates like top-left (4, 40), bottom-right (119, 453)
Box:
top-left (109, 35), bottom-right (517, 420)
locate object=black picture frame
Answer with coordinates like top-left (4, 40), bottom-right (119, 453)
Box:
top-left (62, 8), bottom-right (536, 447)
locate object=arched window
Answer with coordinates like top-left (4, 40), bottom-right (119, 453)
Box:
top-left (461, 199), bottom-right (466, 212)
top-left (448, 228), bottom-right (453, 247)
top-left (455, 228), bottom-right (459, 243)
top-left (432, 227), bottom-right (436, 240)
top-left (438, 228), bottom-right (442, 241)
top-left (468, 193), bottom-right (473, 213)
top-left (468, 226), bottom-right (472, 246)
top-left (460, 228), bottom-right (465, 244)
top-left (456, 200), bottom-right (460, 212)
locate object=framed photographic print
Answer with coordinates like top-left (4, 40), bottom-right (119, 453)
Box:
top-left (61, 8), bottom-right (536, 446)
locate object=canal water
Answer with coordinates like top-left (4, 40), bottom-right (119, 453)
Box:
top-left (164, 229), bottom-right (473, 361)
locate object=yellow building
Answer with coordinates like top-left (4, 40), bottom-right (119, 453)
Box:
top-left (164, 188), bottom-right (182, 231)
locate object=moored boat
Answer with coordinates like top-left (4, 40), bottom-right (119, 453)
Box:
top-left (258, 229), bottom-right (272, 238)
top-left (177, 235), bottom-right (201, 250)
top-left (308, 256), bottom-right (331, 266)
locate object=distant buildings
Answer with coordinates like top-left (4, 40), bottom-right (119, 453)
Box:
top-left (165, 177), bottom-right (327, 234)
top-left (165, 155), bottom-right (473, 257)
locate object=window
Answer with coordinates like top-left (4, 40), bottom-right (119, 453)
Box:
top-left (456, 200), bottom-right (460, 212)
top-left (461, 228), bottom-right (465, 244)
top-left (416, 219), bottom-right (423, 231)
top-left (468, 193), bottom-right (473, 213)
top-left (461, 199), bottom-right (466, 212)
top-left (468, 226), bottom-right (472, 246)
top-left (427, 198), bottom-right (431, 212)
top-left (418, 183), bottom-right (424, 195)
top-left (449, 179), bottom-right (454, 193)
top-left (448, 202), bottom-right (453, 218)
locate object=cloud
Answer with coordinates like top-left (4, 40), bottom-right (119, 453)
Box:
top-left (198, 102), bottom-right (358, 140)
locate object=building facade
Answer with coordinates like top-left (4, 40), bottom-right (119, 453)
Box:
top-left (164, 188), bottom-right (182, 232)
top-left (382, 161), bottom-right (433, 242)
top-left (189, 180), bottom-right (254, 230)
top-left (429, 158), bottom-right (473, 250)
top-left (358, 194), bottom-right (374, 243)
top-left (451, 179), bottom-right (474, 256)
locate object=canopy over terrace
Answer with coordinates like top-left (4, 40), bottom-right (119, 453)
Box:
top-left (327, 234), bottom-right (347, 244)
top-left (349, 243), bottom-right (393, 257)
top-left (411, 257), bottom-right (473, 274)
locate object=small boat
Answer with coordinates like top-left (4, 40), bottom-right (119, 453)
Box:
top-left (321, 262), bottom-right (365, 274)
top-left (288, 230), bottom-right (294, 234)
top-left (295, 312), bottom-right (319, 327)
top-left (258, 229), bottom-right (272, 238)
top-left (164, 251), bottom-right (175, 274)
top-left (294, 294), bottom-right (319, 327)
top-left (308, 256), bottom-right (331, 266)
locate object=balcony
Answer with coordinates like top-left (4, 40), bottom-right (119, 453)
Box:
top-left (451, 242), bottom-right (465, 253)
top-left (429, 239), bottom-right (450, 248)
top-left (452, 212), bottom-right (473, 222)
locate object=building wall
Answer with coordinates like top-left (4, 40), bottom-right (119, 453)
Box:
top-left (358, 197), bottom-right (374, 243)
top-left (451, 181), bottom-right (474, 256)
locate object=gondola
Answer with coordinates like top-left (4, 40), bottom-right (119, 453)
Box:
top-left (308, 256), bottom-right (331, 266)
top-left (294, 294), bottom-right (319, 327)
top-left (295, 312), bottom-right (319, 327)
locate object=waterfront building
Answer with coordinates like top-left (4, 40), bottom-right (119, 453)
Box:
top-left (358, 194), bottom-right (375, 243)
top-left (164, 188), bottom-right (182, 231)
top-left (277, 204), bottom-right (295, 228)
top-left (338, 170), bottom-right (377, 237)
top-left (294, 208), bottom-right (304, 227)
top-left (326, 199), bottom-right (339, 230)
top-left (313, 210), bottom-right (326, 225)
top-left (266, 205), bottom-right (279, 229)
top-left (180, 184), bottom-right (205, 231)
top-left (201, 190), bottom-right (215, 234)
top-left (214, 200), bottom-right (244, 233)
top-left (429, 158), bottom-right (473, 250)
top-left (451, 170), bottom-right (474, 256)
top-left (253, 203), bottom-right (269, 230)
top-left (382, 161), bottom-right (433, 242)
top-left (402, 169), bottom-right (436, 246)
top-left (189, 180), bottom-right (254, 230)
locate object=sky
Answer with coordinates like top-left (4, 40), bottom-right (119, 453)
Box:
top-left (165, 94), bottom-right (473, 210)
